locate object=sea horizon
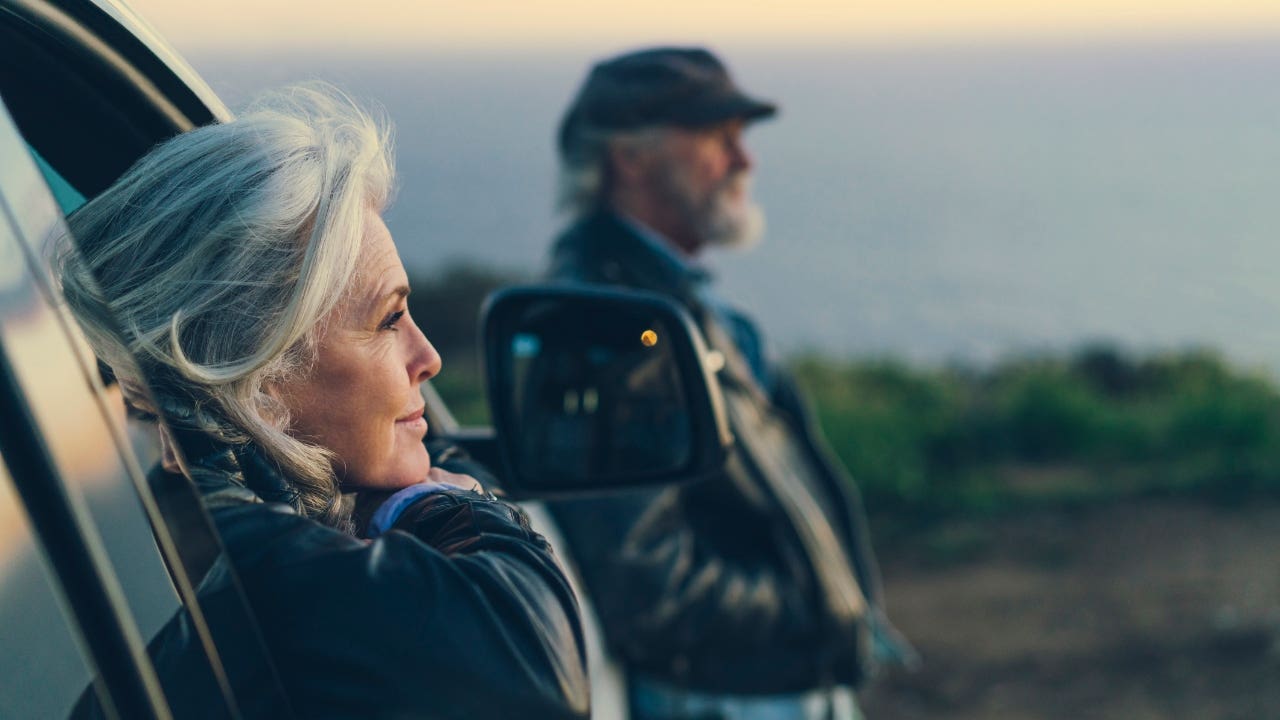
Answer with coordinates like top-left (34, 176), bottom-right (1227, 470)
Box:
top-left (185, 36), bottom-right (1280, 374)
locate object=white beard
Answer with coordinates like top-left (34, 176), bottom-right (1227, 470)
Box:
top-left (659, 168), bottom-right (766, 253)
top-left (701, 191), bottom-right (765, 251)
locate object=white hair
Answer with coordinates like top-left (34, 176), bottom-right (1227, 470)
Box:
top-left (58, 83), bottom-right (394, 529)
top-left (557, 126), bottom-right (666, 216)
top-left (559, 125), bottom-right (764, 249)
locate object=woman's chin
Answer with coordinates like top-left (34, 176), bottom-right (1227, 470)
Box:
top-left (350, 448), bottom-right (433, 491)
top-left (408, 445), bottom-right (433, 484)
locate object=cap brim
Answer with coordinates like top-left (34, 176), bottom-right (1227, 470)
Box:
top-left (732, 96), bottom-right (779, 123)
top-left (675, 93), bottom-right (778, 128)
top-left (558, 90), bottom-right (779, 157)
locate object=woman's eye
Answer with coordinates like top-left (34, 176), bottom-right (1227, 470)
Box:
top-left (380, 310), bottom-right (406, 331)
top-left (124, 403), bottom-right (159, 424)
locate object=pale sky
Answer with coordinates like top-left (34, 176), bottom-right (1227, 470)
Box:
top-left (127, 0), bottom-right (1280, 53)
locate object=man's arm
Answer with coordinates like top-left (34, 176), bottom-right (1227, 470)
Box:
top-left (769, 367), bottom-right (922, 669)
top-left (768, 366), bottom-right (886, 607)
top-left (549, 481), bottom-right (832, 667)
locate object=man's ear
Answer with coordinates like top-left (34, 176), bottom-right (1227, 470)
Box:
top-left (607, 137), bottom-right (651, 188)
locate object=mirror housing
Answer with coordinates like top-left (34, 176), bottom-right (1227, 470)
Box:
top-left (481, 285), bottom-right (731, 499)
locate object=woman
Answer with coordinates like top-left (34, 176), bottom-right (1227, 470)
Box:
top-left (58, 85), bottom-right (588, 719)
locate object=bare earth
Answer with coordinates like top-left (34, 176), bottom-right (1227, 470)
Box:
top-left (859, 500), bottom-right (1280, 720)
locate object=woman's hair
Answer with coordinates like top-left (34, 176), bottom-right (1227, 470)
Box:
top-left (58, 83), bottom-right (395, 529)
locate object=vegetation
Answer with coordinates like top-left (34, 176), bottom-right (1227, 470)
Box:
top-left (408, 263), bottom-right (521, 426)
top-left (411, 264), bottom-right (1280, 517)
top-left (793, 346), bottom-right (1280, 519)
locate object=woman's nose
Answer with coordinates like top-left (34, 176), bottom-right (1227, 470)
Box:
top-left (407, 314), bottom-right (442, 383)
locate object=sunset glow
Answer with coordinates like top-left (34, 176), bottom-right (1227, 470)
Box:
top-left (128, 0), bottom-right (1280, 52)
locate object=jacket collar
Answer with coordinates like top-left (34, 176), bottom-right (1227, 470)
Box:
top-left (555, 210), bottom-right (711, 305)
top-left (614, 212), bottom-right (712, 284)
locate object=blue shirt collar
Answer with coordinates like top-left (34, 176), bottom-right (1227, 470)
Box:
top-left (615, 212), bottom-right (713, 287)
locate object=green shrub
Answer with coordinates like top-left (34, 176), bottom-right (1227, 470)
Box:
top-left (408, 262), bottom-right (523, 427)
top-left (405, 271), bottom-right (1280, 518)
top-left (792, 347), bottom-right (1280, 518)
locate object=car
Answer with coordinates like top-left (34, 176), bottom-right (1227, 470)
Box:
top-left (0, 1), bottom-right (729, 716)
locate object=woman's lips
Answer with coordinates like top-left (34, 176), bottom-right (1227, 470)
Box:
top-left (396, 406), bottom-right (427, 432)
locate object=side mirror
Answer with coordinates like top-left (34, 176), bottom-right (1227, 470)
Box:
top-left (481, 285), bottom-right (731, 498)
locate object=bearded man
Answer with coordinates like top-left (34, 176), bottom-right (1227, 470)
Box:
top-left (544, 47), bottom-right (914, 720)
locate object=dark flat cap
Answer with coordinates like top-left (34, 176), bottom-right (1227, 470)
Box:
top-left (558, 47), bottom-right (777, 159)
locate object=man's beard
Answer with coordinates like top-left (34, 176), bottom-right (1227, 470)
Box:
top-left (698, 174), bottom-right (765, 251)
top-left (657, 167), bottom-right (766, 253)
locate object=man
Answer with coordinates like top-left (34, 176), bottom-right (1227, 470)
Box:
top-left (544, 47), bottom-right (913, 719)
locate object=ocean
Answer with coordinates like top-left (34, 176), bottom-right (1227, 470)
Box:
top-left (188, 37), bottom-right (1280, 371)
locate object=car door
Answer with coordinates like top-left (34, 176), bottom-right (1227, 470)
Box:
top-left (0, 2), bottom-right (627, 717)
top-left (0, 29), bottom-right (297, 717)
top-left (0, 96), bottom-right (226, 717)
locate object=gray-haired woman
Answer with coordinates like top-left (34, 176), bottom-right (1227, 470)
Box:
top-left (58, 85), bottom-right (589, 719)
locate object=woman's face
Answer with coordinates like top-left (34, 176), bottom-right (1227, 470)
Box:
top-left (277, 213), bottom-right (441, 490)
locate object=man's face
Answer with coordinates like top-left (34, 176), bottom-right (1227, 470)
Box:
top-left (641, 120), bottom-right (765, 254)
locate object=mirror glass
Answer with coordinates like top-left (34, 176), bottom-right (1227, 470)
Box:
top-left (498, 299), bottom-right (694, 489)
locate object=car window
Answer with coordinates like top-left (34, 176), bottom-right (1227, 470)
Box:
top-left (28, 145), bottom-right (87, 215)
top-left (0, 0), bottom-right (215, 200)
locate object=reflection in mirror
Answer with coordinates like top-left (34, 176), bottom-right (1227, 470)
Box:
top-left (500, 299), bottom-right (693, 489)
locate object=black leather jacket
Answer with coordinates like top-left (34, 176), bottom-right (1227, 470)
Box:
top-left (87, 440), bottom-right (591, 719)
top-left (544, 211), bottom-right (889, 695)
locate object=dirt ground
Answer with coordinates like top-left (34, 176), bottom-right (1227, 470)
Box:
top-left (858, 499), bottom-right (1280, 720)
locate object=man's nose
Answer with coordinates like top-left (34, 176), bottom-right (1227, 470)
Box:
top-left (728, 137), bottom-right (753, 173)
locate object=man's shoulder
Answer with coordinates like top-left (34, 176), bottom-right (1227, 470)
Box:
top-left (547, 212), bottom-right (642, 284)
top-left (547, 215), bottom-right (604, 278)
top-left (546, 212), bottom-right (703, 310)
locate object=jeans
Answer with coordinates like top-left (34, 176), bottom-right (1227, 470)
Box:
top-left (629, 676), bottom-right (864, 720)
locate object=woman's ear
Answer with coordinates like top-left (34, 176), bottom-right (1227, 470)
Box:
top-left (157, 424), bottom-right (188, 477)
top-left (258, 381), bottom-right (296, 433)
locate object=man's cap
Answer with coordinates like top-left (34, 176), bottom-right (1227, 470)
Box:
top-left (558, 47), bottom-right (778, 159)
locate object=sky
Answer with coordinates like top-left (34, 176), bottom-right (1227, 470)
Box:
top-left (111, 0), bottom-right (1280, 368)
top-left (127, 0), bottom-right (1280, 53)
